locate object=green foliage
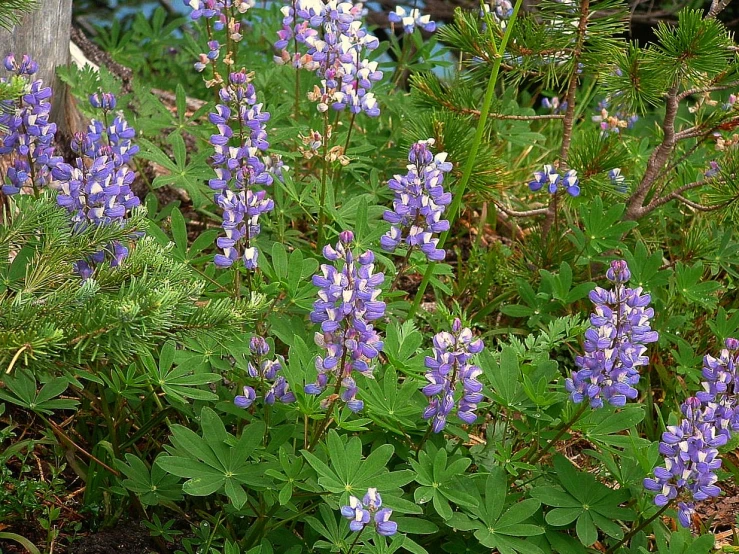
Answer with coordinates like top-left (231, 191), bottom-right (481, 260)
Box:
top-left (6, 0), bottom-right (739, 551)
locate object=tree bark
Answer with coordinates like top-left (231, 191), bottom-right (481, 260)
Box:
top-left (0, 0), bottom-right (75, 133)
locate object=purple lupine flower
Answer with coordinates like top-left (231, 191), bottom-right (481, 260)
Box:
top-left (561, 169), bottom-right (580, 196)
top-left (388, 6), bottom-right (436, 33)
top-left (644, 338), bottom-right (739, 527)
top-left (306, 230), bottom-right (385, 412)
top-left (643, 396), bottom-right (726, 528)
top-left (480, 0), bottom-right (513, 28)
top-left (528, 164), bottom-right (558, 193)
top-left (528, 165), bottom-right (580, 197)
top-left (340, 488), bottom-right (397, 536)
top-left (380, 139), bottom-right (453, 262)
top-left (422, 318), bottom-right (484, 433)
top-left (341, 496), bottom-right (372, 532)
top-left (183, 0), bottom-right (252, 37)
top-left (275, 0), bottom-right (383, 117)
top-left (52, 93), bottom-right (140, 277)
top-left (695, 338), bottom-right (739, 439)
top-left (608, 168), bottom-right (627, 193)
top-left (705, 161), bottom-right (720, 178)
top-left (89, 92), bottom-right (117, 111)
top-left (592, 100), bottom-right (638, 134)
top-left (3, 54), bottom-right (38, 76)
top-left (208, 70), bottom-right (278, 270)
top-left (565, 260), bottom-right (658, 409)
top-left (235, 335), bottom-right (295, 407)
top-left (541, 96), bottom-right (567, 114)
top-left (234, 385), bottom-right (257, 408)
top-left (0, 55), bottom-right (61, 196)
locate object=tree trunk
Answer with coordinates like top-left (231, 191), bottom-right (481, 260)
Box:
top-left (0, 0), bottom-right (75, 133)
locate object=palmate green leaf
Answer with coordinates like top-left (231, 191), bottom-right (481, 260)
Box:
top-left (480, 347), bottom-right (519, 408)
top-left (146, 345), bottom-right (220, 404)
top-left (674, 261), bottom-right (722, 308)
top-left (532, 455), bottom-right (633, 546)
top-left (453, 470), bottom-right (544, 553)
top-left (622, 242), bottom-right (672, 290)
top-left (157, 409), bottom-right (266, 507)
top-left (115, 453), bottom-right (183, 506)
top-left (410, 445), bottom-right (479, 519)
top-left (0, 369), bottom-right (77, 414)
top-left (576, 405), bottom-right (648, 451)
top-left (363, 366), bottom-right (421, 435)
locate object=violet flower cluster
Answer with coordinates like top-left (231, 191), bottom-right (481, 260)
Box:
top-left (644, 338), bottom-right (739, 527)
top-left (208, 70), bottom-right (275, 270)
top-left (705, 161), bottom-right (720, 178)
top-left (422, 318), bottom-right (484, 433)
top-left (380, 139), bottom-right (453, 262)
top-left (528, 164), bottom-right (580, 197)
top-left (592, 99), bottom-right (638, 134)
top-left (275, 0), bottom-right (383, 116)
top-left (340, 488), bottom-right (397, 536)
top-left (0, 54), bottom-right (61, 196)
top-left (234, 336), bottom-right (295, 408)
top-left (306, 230), bottom-right (385, 413)
top-left (565, 260), bottom-right (658, 409)
top-left (183, 0), bottom-right (254, 81)
top-left (53, 93), bottom-right (141, 278)
top-left (481, 0), bottom-right (513, 28)
top-left (541, 96), bottom-right (567, 114)
top-left (387, 6), bottom-right (436, 34)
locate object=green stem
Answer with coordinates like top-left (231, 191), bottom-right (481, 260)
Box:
top-left (415, 425), bottom-right (433, 453)
top-left (604, 502), bottom-right (672, 554)
top-left (526, 401), bottom-right (588, 464)
top-left (408, 0), bottom-right (523, 318)
top-left (317, 112), bottom-right (330, 248)
top-left (389, 246), bottom-right (415, 293)
top-left (346, 526), bottom-right (367, 554)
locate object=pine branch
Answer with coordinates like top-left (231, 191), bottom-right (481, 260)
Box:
top-left (640, 179), bottom-right (709, 213)
top-left (708, 0), bottom-right (732, 19)
top-left (625, 84), bottom-right (680, 220)
top-left (678, 79), bottom-right (739, 101)
top-left (0, 0), bottom-right (38, 31)
top-left (493, 200), bottom-right (550, 218)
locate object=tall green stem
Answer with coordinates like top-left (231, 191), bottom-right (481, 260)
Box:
top-left (317, 112), bottom-right (330, 248)
top-left (408, 0), bottom-right (523, 318)
top-left (604, 502), bottom-right (672, 554)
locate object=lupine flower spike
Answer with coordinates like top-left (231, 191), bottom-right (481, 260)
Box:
top-left (208, 70), bottom-right (276, 270)
top-left (53, 92), bottom-right (141, 278)
top-left (644, 338), bottom-right (739, 527)
top-left (234, 336), bottom-right (295, 408)
top-left (306, 231), bottom-right (385, 412)
top-left (183, 0), bottom-right (254, 83)
top-left (422, 319), bottom-right (484, 432)
top-left (274, 0), bottom-right (382, 116)
top-left (0, 54), bottom-right (61, 196)
top-left (341, 488), bottom-right (397, 536)
top-left (381, 139), bottom-right (453, 262)
top-left (566, 260), bottom-right (658, 408)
